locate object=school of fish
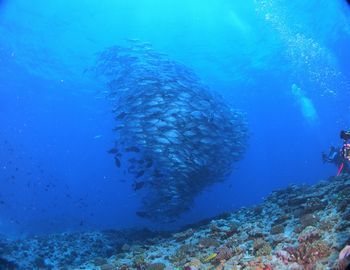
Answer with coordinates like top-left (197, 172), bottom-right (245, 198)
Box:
top-left (93, 40), bottom-right (248, 222)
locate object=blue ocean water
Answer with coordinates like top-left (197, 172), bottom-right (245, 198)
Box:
top-left (0, 0), bottom-right (350, 237)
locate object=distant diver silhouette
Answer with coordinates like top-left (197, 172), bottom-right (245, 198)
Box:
top-left (322, 130), bottom-right (350, 175)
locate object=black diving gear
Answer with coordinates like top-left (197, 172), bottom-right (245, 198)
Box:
top-left (322, 130), bottom-right (350, 175)
top-left (340, 130), bottom-right (350, 141)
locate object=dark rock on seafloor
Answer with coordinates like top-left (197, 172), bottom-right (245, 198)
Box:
top-left (343, 210), bottom-right (350, 221)
top-left (100, 264), bottom-right (115, 270)
top-left (300, 213), bottom-right (319, 228)
top-left (271, 224), bottom-right (285, 235)
top-left (272, 214), bottom-right (289, 226)
top-left (292, 208), bottom-right (304, 218)
top-left (146, 262), bottom-right (166, 270)
top-left (0, 257), bottom-right (18, 270)
top-left (94, 257), bottom-right (107, 266)
top-left (288, 196), bottom-right (308, 206)
top-left (302, 201), bottom-right (327, 214)
top-left (337, 199), bottom-right (350, 212)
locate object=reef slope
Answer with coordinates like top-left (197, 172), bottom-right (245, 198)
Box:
top-left (1, 175), bottom-right (350, 269)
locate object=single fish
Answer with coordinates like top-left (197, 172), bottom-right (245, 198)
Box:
top-left (116, 112), bottom-right (127, 119)
top-left (136, 211), bottom-right (148, 218)
top-left (136, 170), bottom-right (145, 178)
top-left (125, 146), bottom-right (140, 152)
top-left (114, 157), bottom-right (121, 168)
top-left (107, 148), bottom-right (118, 154)
top-left (145, 159), bottom-right (153, 168)
top-left (93, 135), bottom-right (102, 139)
top-left (132, 181), bottom-right (145, 191)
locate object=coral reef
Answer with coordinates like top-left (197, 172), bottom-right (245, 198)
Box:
top-left (1, 174), bottom-right (350, 269)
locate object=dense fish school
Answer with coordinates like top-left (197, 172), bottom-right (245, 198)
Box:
top-left (94, 40), bottom-right (248, 221)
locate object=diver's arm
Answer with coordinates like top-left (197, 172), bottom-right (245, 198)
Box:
top-left (322, 152), bottom-right (332, 163)
top-left (322, 147), bottom-right (341, 163)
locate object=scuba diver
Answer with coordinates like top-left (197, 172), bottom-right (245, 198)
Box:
top-left (322, 130), bottom-right (350, 175)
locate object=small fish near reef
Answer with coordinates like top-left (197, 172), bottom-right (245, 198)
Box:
top-left (107, 147), bottom-right (118, 154)
top-left (125, 146), bottom-right (140, 152)
top-left (132, 181), bottom-right (145, 191)
top-left (203, 253), bottom-right (217, 263)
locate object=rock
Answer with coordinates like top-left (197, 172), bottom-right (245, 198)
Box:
top-left (184, 258), bottom-right (201, 270)
top-left (253, 238), bottom-right (272, 256)
top-left (226, 222), bottom-right (239, 237)
top-left (253, 206), bottom-right (263, 215)
top-left (271, 234), bottom-right (292, 246)
top-left (342, 210), bottom-right (350, 221)
top-left (121, 244), bottom-right (131, 252)
top-left (292, 208), bottom-right (304, 218)
top-left (300, 201), bottom-right (327, 215)
top-left (271, 224), bottom-right (285, 235)
top-left (298, 226), bottom-right (321, 243)
top-left (198, 237), bottom-right (220, 248)
top-left (272, 215), bottom-right (289, 226)
top-left (100, 264), bottom-right (115, 270)
top-left (247, 230), bottom-right (266, 240)
top-left (173, 229), bottom-right (194, 242)
top-left (300, 213), bottom-right (319, 228)
top-left (339, 186), bottom-right (350, 197)
top-left (215, 245), bottom-right (233, 261)
top-left (0, 257), bottom-right (18, 270)
top-left (337, 199), bottom-right (350, 212)
top-left (94, 257), bottom-right (107, 265)
top-left (288, 262), bottom-right (303, 270)
top-left (146, 262), bottom-right (166, 270)
top-left (288, 197), bottom-right (308, 206)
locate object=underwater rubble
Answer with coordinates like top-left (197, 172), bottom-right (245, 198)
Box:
top-left (77, 174), bottom-right (350, 270)
top-left (0, 229), bottom-right (170, 270)
top-left (1, 174), bottom-right (350, 269)
top-left (82, 174), bottom-right (350, 270)
top-left (92, 40), bottom-right (248, 222)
